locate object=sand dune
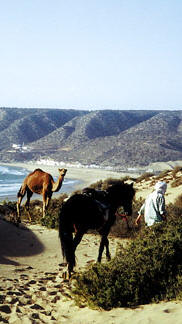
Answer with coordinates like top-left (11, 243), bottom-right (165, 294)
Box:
top-left (1, 217), bottom-right (182, 323)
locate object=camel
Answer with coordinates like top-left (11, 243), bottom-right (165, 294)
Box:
top-left (17, 168), bottom-right (67, 222)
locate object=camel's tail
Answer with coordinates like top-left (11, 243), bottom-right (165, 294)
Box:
top-left (17, 186), bottom-right (24, 198)
top-left (58, 203), bottom-right (75, 269)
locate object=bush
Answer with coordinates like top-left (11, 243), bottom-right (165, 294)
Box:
top-left (135, 172), bottom-right (154, 183)
top-left (40, 194), bottom-right (68, 229)
top-left (172, 166), bottom-right (182, 178)
top-left (174, 194), bottom-right (182, 209)
top-left (87, 177), bottom-right (130, 191)
top-left (171, 178), bottom-right (182, 188)
top-left (18, 193), bottom-right (68, 228)
top-left (110, 197), bottom-right (144, 238)
top-left (155, 169), bottom-right (170, 180)
top-left (73, 215), bottom-right (182, 309)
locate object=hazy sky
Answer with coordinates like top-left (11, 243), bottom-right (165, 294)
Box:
top-left (0, 1), bottom-right (181, 110)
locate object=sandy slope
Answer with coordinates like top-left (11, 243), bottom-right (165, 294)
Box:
top-left (1, 217), bottom-right (182, 324)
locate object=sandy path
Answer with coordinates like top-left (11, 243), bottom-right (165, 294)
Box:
top-left (1, 218), bottom-right (182, 323)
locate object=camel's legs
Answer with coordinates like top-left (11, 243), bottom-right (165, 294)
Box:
top-left (42, 193), bottom-right (47, 218)
top-left (17, 186), bottom-right (27, 223)
top-left (25, 189), bottom-right (33, 221)
top-left (17, 196), bottom-right (23, 223)
top-left (45, 195), bottom-right (52, 208)
top-left (42, 191), bottom-right (52, 218)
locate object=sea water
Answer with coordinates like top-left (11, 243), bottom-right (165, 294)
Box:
top-left (0, 165), bottom-right (79, 202)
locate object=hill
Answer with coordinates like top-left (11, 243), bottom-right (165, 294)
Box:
top-left (0, 108), bottom-right (182, 168)
top-left (1, 168), bottom-right (182, 322)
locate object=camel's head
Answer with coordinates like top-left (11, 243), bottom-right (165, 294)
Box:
top-left (58, 168), bottom-right (67, 176)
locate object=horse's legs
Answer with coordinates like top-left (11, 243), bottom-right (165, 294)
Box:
top-left (61, 230), bottom-right (77, 280)
top-left (62, 230), bottom-right (84, 280)
top-left (105, 237), bottom-right (111, 261)
top-left (73, 230), bottom-right (84, 252)
top-left (124, 216), bottom-right (130, 230)
top-left (97, 234), bottom-right (110, 263)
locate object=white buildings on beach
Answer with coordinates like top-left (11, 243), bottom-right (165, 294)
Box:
top-left (12, 144), bottom-right (31, 152)
top-left (35, 158), bottom-right (114, 170)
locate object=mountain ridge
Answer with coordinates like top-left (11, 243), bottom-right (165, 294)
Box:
top-left (0, 108), bottom-right (181, 168)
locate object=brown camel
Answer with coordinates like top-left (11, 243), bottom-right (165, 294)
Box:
top-left (17, 168), bottom-right (67, 222)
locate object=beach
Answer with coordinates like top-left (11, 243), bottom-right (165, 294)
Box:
top-left (3, 161), bottom-right (138, 193)
top-left (2, 160), bottom-right (181, 204)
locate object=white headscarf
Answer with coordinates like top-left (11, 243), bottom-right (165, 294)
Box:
top-left (154, 181), bottom-right (167, 195)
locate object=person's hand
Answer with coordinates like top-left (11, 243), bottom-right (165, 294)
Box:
top-left (135, 215), bottom-right (141, 226)
top-left (162, 214), bottom-right (167, 221)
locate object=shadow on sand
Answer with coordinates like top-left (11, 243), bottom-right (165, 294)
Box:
top-left (0, 218), bottom-right (45, 265)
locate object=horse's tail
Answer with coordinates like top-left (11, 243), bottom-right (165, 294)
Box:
top-left (59, 203), bottom-right (75, 269)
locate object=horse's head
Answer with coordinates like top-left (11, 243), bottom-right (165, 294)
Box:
top-left (107, 182), bottom-right (135, 216)
top-left (121, 183), bottom-right (135, 216)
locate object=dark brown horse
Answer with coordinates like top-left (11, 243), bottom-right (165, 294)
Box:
top-left (59, 181), bottom-right (135, 279)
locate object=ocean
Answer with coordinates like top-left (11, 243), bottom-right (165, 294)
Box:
top-left (0, 165), bottom-right (80, 202)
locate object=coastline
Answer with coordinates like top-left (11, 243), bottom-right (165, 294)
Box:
top-left (1, 161), bottom-right (182, 204)
top-left (2, 161), bottom-right (138, 192)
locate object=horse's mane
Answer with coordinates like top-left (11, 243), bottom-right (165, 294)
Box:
top-left (82, 187), bottom-right (107, 202)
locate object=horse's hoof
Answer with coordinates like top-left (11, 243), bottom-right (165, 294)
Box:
top-left (14, 218), bottom-right (21, 226)
top-left (62, 271), bottom-right (70, 281)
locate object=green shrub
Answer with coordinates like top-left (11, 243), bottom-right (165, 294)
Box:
top-left (110, 197), bottom-right (144, 238)
top-left (73, 216), bottom-right (182, 309)
top-left (167, 199), bottom-right (182, 220)
top-left (18, 193), bottom-right (68, 228)
top-left (41, 194), bottom-right (68, 229)
top-left (88, 178), bottom-right (131, 191)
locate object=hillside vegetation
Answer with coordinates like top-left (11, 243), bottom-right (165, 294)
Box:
top-left (2, 167), bottom-right (182, 310)
top-left (0, 108), bottom-right (182, 167)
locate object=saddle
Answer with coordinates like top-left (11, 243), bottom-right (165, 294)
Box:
top-left (82, 187), bottom-right (110, 221)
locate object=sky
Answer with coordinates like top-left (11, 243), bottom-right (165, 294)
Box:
top-left (0, 0), bottom-right (182, 111)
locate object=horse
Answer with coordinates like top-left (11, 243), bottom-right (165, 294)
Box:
top-left (59, 181), bottom-right (135, 279)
